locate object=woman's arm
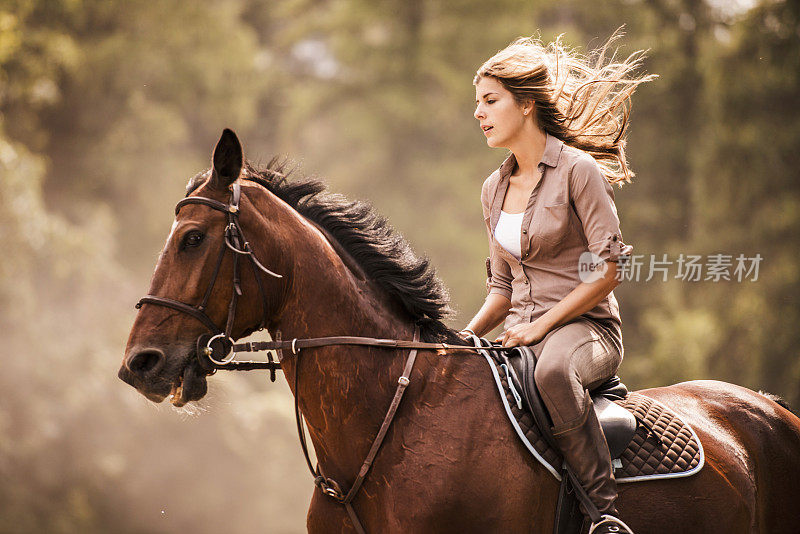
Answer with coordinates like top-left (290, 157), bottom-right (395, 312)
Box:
top-left (462, 292), bottom-right (512, 338)
top-left (462, 174), bottom-right (514, 339)
top-left (497, 262), bottom-right (618, 346)
top-left (499, 154), bottom-right (631, 347)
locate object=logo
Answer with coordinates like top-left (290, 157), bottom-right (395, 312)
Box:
top-left (578, 251), bottom-right (607, 283)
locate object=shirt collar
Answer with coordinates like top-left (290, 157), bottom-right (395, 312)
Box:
top-left (540, 132), bottom-right (564, 168)
top-left (498, 132), bottom-right (564, 179)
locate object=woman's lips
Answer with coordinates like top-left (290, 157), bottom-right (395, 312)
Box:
top-left (482, 126), bottom-right (493, 135)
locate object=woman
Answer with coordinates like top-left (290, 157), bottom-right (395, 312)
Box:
top-left (461, 34), bottom-right (654, 534)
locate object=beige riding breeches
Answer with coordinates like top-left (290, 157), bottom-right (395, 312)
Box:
top-left (530, 317), bottom-right (623, 431)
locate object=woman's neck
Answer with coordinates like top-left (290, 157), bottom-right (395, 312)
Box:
top-left (508, 125), bottom-right (547, 178)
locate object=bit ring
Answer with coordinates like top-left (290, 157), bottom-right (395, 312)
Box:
top-left (205, 333), bottom-right (236, 365)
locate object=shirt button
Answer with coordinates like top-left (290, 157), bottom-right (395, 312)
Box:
top-left (522, 229), bottom-right (527, 234)
top-left (524, 279), bottom-right (529, 285)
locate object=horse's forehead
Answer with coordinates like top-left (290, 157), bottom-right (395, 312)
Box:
top-left (166, 219), bottom-right (180, 242)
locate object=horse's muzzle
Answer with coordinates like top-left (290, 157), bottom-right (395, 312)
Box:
top-left (124, 347), bottom-right (166, 378)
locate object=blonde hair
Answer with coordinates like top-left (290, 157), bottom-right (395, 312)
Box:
top-left (475, 31), bottom-right (656, 185)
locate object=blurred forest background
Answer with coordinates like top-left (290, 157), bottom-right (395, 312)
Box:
top-left (1, 0), bottom-right (798, 532)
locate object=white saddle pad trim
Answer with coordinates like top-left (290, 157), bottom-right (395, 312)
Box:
top-left (481, 351), bottom-right (563, 480)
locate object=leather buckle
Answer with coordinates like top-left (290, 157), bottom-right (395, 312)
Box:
top-left (323, 485), bottom-right (342, 500)
top-left (314, 476), bottom-right (344, 502)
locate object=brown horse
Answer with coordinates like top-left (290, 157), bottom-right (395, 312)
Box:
top-left (121, 130), bottom-right (800, 533)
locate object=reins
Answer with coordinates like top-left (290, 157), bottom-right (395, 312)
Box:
top-left (134, 183), bottom-right (505, 534)
top-left (214, 334), bottom-right (488, 369)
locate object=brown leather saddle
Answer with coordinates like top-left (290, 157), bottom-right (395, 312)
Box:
top-left (502, 346), bottom-right (637, 459)
top-left (498, 346), bottom-right (636, 534)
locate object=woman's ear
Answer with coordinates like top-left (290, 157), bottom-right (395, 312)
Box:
top-left (523, 101), bottom-right (534, 116)
top-left (209, 128), bottom-right (243, 191)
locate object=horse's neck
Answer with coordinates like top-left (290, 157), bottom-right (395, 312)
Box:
top-left (275, 215), bottom-right (410, 341)
top-left (267, 207), bottom-right (415, 475)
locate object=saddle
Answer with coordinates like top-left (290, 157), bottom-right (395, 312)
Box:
top-left (500, 347), bottom-right (634, 533)
top-left (476, 342), bottom-right (705, 534)
top-left (502, 347), bottom-right (636, 459)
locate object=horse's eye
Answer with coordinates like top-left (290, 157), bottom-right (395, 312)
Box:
top-left (183, 231), bottom-right (204, 249)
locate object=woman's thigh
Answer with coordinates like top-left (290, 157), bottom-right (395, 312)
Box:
top-left (533, 318), bottom-right (622, 403)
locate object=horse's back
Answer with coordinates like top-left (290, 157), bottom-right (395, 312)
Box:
top-left (632, 380), bottom-right (800, 533)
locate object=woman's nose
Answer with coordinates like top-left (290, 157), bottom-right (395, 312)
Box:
top-left (474, 106), bottom-right (484, 120)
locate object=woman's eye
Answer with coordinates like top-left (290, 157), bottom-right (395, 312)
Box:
top-left (487, 99), bottom-right (496, 104)
top-left (183, 231), bottom-right (204, 248)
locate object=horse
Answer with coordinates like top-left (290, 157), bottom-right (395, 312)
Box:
top-left (120, 129), bottom-right (800, 533)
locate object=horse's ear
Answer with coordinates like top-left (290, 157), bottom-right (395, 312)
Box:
top-left (210, 128), bottom-right (243, 190)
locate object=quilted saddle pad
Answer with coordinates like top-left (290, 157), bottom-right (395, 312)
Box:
top-left (482, 353), bottom-right (705, 483)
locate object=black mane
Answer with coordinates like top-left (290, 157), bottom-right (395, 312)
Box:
top-left (188, 159), bottom-right (459, 343)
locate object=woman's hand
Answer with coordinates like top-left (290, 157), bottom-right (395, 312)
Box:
top-left (457, 329), bottom-right (476, 341)
top-left (496, 320), bottom-right (550, 347)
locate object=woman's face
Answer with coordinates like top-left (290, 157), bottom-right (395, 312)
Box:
top-left (474, 76), bottom-right (528, 149)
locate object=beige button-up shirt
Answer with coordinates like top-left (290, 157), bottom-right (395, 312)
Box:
top-left (481, 133), bottom-right (632, 347)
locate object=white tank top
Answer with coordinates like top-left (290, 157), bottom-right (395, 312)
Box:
top-left (495, 210), bottom-right (524, 260)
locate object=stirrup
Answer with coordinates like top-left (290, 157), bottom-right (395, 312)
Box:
top-left (588, 514), bottom-right (635, 534)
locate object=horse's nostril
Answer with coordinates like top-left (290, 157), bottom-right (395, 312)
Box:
top-left (126, 349), bottom-right (165, 376)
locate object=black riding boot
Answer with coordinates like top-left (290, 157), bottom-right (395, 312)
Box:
top-left (551, 393), bottom-right (634, 533)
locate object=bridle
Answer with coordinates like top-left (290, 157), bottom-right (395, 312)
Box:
top-left (133, 181), bottom-right (503, 534)
top-left (135, 181), bottom-right (483, 373)
top-left (135, 182), bottom-right (283, 372)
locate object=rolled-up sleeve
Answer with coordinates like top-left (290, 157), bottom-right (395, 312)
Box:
top-left (570, 155), bottom-right (633, 263)
top-left (481, 177), bottom-right (513, 299)
top-left (488, 248), bottom-right (513, 298)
